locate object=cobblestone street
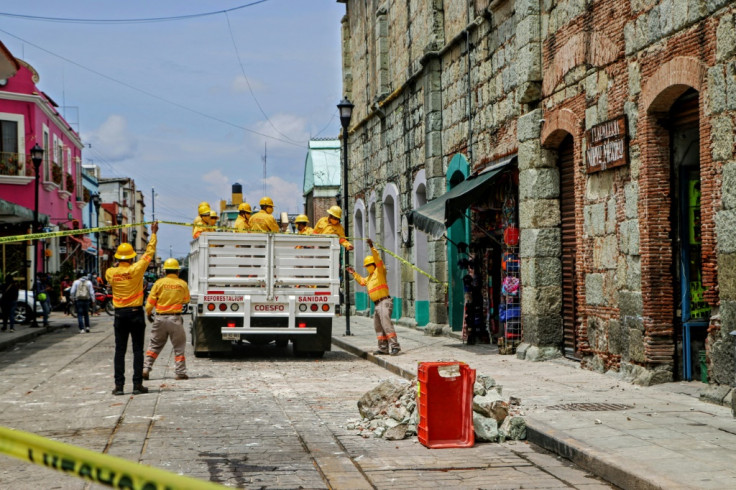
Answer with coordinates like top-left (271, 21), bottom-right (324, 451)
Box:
top-left (0, 316), bottom-right (612, 489)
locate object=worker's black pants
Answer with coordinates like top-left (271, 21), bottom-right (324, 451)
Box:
top-left (113, 307), bottom-right (145, 387)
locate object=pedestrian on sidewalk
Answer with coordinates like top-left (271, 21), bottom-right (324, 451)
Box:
top-left (60, 276), bottom-right (72, 315)
top-left (35, 274), bottom-right (52, 327)
top-left (346, 238), bottom-right (401, 356)
top-left (143, 258), bottom-right (190, 381)
top-left (70, 270), bottom-right (95, 333)
top-left (106, 221), bottom-right (158, 396)
top-left (1, 275), bottom-right (19, 332)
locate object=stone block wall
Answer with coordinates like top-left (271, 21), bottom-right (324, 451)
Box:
top-left (340, 0), bottom-right (736, 387)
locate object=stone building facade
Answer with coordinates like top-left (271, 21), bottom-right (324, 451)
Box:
top-left (338, 0), bottom-right (736, 387)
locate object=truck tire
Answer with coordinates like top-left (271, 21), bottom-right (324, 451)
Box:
top-left (192, 316), bottom-right (232, 357)
top-left (275, 337), bottom-right (289, 348)
top-left (292, 317), bottom-right (332, 358)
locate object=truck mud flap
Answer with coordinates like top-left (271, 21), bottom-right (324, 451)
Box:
top-left (192, 316), bottom-right (233, 357)
top-left (292, 318), bottom-right (332, 357)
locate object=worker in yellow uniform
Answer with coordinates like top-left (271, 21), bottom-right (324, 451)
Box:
top-left (192, 202), bottom-right (211, 239)
top-left (346, 238), bottom-right (400, 355)
top-left (233, 202), bottom-right (251, 232)
top-left (143, 258), bottom-right (190, 381)
top-left (249, 197), bottom-right (280, 232)
top-left (106, 221), bottom-right (158, 395)
top-left (294, 214), bottom-right (313, 234)
top-left (208, 210), bottom-right (219, 231)
top-left (312, 205), bottom-right (353, 250)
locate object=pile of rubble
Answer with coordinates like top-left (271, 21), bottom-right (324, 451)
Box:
top-left (346, 373), bottom-right (526, 443)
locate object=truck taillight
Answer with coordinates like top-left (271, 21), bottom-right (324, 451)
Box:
top-left (310, 304), bottom-right (318, 312)
top-left (299, 304), bottom-right (307, 312)
top-left (321, 304), bottom-right (330, 312)
top-left (227, 322), bottom-right (236, 328)
top-left (219, 303), bottom-right (227, 311)
top-left (207, 303), bottom-right (215, 311)
top-left (230, 303), bottom-right (239, 311)
top-left (298, 322), bottom-right (307, 328)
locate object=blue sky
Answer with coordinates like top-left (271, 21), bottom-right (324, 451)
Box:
top-left (0, 0), bottom-right (346, 258)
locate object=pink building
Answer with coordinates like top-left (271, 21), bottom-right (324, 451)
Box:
top-left (0, 57), bottom-right (85, 280)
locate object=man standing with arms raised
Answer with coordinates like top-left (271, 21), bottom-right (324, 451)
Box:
top-left (106, 221), bottom-right (158, 396)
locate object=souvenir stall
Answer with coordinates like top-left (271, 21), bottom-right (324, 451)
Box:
top-left (463, 168), bottom-right (520, 353)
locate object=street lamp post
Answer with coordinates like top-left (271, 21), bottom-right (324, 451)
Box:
top-left (91, 193), bottom-right (101, 276)
top-left (30, 144), bottom-right (44, 329)
top-left (337, 97), bottom-right (354, 336)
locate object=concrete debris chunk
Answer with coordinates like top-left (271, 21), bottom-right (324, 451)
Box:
top-left (473, 412), bottom-right (499, 442)
top-left (351, 373), bottom-right (526, 443)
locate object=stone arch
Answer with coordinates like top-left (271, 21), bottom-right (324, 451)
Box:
top-left (541, 107), bottom-right (583, 148)
top-left (447, 154), bottom-right (470, 331)
top-left (412, 169), bottom-right (429, 326)
top-left (641, 57), bottom-right (704, 113)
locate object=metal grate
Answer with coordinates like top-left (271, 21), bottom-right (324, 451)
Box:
top-left (546, 402), bottom-right (633, 411)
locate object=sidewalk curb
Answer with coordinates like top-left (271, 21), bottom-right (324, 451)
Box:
top-left (332, 334), bottom-right (674, 490)
top-left (0, 323), bottom-right (69, 352)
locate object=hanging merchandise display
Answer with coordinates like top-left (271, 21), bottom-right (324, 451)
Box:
top-left (465, 168), bottom-right (521, 352)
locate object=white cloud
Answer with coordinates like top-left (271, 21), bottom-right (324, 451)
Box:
top-left (202, 169), bottom-right (229, 192)
top-left (231, 75), bottom-right (266, 94)
top-left (83, 115), bottom-right (138, 162)
top-left (248, 113), bottom-right (311, 150)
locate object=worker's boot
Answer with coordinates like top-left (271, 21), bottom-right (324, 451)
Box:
top-left (112, 385), bottom-right (124, 396)
top-left (142, 368), bottom-right (150, 380)
top-left (133, 384), bottom-right (148, 394)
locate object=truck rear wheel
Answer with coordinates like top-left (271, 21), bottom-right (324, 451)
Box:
top-left (292, 317), bottom-right (331, 358)
top-left (192, 316), bottom-right (232, 357)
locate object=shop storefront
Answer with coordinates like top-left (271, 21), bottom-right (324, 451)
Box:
top-left (412, 155), bottom-right (520, 352)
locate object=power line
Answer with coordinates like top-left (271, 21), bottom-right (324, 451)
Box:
top-left (224, 10), bottom-right (301, 145)
top-left (0, 28), bottom-right (305, 148)
top-left (0, 1), bottom-right (268, 24)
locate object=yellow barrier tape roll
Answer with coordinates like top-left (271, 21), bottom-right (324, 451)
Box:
top-left (0, 425), bottom-right (225, 489)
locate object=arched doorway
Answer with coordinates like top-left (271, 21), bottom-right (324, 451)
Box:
top-left (669, 89), bottom-right (708, 381)
top-left (558, 134), bottom-right (578, 358)
top-left (447, 154), bottom-right (470, 331)
top-left (413, 170), bottom-right (429, 326)
top-left (353, 199), bottom-right (368, 312)
top-left (383, 184), bottom-right (401, 320)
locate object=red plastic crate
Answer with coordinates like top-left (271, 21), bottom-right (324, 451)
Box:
top-left (417, 362), bottom-right (476, 448)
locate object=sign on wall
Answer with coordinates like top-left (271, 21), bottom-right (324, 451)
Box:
top-left (585, 115), bottom-right (628, 173)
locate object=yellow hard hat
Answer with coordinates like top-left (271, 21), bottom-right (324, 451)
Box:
top-left (198, 203), bottom-right (211, 216)
top-left (259, 196), bottom-right (274, 207)
top-left (294, 214), bottom-right (309, 224)
top-left (364, 255), bottom-right (376, 267)
top-left (239, 202), bottom-right (252, 213)
top-left (115, 243), bottom-right (136, 260)
top-left (210, 210), bottom-right (218, 219)
top-left (327, 206), bottom-right (342, 219)
top-left (163, 258), bottom-right (180, 271)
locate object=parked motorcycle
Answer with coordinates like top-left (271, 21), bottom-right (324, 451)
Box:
top-left (70, 287), bottom-right (114, 317)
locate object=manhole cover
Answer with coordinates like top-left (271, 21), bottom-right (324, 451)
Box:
top-left (546, 402), bottom-right (633, 411)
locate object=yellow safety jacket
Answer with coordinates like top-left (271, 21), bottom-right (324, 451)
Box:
top-left (192, 215), bottom-right (208, 239)
top-left (249, 210), bottom-right (280, 232)
top-left (351, 246), bottom-right (389, 302)
top-left (106, 234), bottom-right (157, 308)
top-left (312, 216), bottom-right (353, 249)
top-left (233, 214), bottom-right (249, 232)
top-left (145, 274), bottom-right (190, 315)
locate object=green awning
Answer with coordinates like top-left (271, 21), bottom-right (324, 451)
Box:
top-left (411, 155), bottom-right (516, 239)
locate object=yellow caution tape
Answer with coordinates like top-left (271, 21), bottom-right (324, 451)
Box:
top-left (0, 425), bottom-right (225, 489)
top-left (350, 237), bottom-right (448, 290)
top-left (0, 222), bottom-right (158, 245)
